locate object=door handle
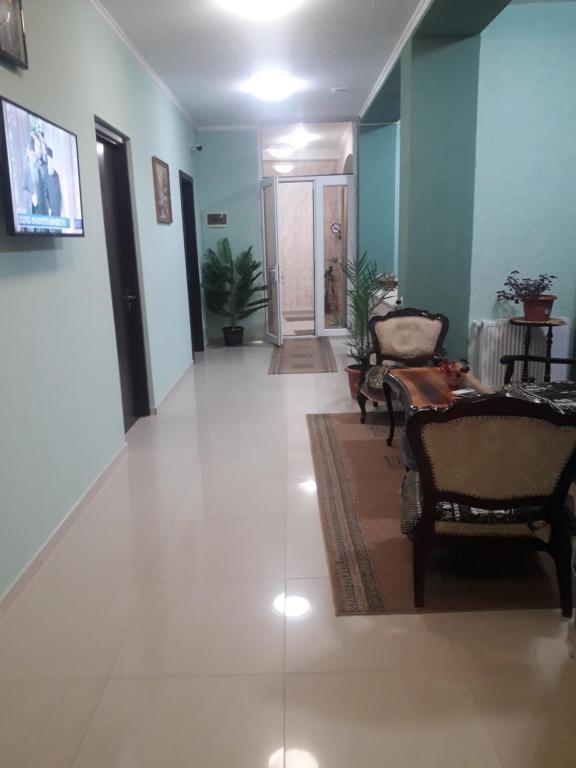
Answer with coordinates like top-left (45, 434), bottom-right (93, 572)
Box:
top-left (123, 289), bottom-right (137, 312)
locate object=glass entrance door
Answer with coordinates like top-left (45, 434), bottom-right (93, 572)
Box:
top-left (314, 175), bottom-right (355, 336)
top-left (261, 177), bottom-right (282, 346)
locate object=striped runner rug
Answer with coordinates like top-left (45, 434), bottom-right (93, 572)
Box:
top-left (268, 337), bottom-right (338, 375)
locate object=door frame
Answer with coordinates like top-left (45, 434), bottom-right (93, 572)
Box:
top-left (269, 173), bottom-right (356, 342)
top-left (95, 118), bottom-right (152, 430)
top-left (261, 177), bottom-right (283, 346)
top-left (313, 174), bottom-right (356, 337)
top-left (179, 171), bottom-right (204, 355)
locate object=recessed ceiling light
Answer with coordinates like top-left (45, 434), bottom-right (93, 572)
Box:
top-left (267, 146), bottom-right (294, 159)
top-left (242, 70), bottom-right (304, 101)
top-left (299, 479), bottom-right (317, 493)
top-left (217, 0), bottom-right (303, 22)
top-left (273, 163), bottom-right (295, 174)
top-left (281, 125), bottom-right (321, 149)
top-left (273, 593), bottom-right (311, 618)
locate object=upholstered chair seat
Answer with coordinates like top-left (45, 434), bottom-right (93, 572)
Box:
top-left (401, 469), bottom-right (554, 542)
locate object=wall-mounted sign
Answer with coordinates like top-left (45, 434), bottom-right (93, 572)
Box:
top-left (206, 212), bottom-right (228, 228)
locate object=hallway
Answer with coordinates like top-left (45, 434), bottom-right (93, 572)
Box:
top-left (0, 343), bottom-right (575, 767)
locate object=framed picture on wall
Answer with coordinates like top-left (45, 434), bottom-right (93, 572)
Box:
top-left (0, 0), bottom-right (28, 69)
top-left (152, 156), bottom-right (172, 224)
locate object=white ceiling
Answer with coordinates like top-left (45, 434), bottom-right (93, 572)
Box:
top-left (96, 0), bottom-right (425, 127)
top-left (261, 121), bottom-right (352, 158)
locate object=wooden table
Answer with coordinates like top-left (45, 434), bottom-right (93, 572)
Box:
top-left (509, 317), bottom-right (567, 383)
top-left (387, 367), bottom-right (489, 411)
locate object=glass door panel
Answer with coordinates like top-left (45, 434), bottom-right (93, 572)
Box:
top-left (315, 176), bottom-right (355, 336)
top-left (261, 178), bottom-right (282, 345)
top-left (278, 180), bottom-right (315, 337)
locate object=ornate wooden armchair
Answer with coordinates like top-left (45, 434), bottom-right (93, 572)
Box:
top-left (358, 308), bottom-right (449, 445)
top-left (402, 395), bottom-right (576, 615)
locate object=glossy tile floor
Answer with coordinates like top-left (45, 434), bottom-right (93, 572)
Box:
top-left (1, 341), bottom-right (575, 767)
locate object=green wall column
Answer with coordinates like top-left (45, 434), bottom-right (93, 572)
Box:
top-left (398, 36), bottom-right (480, 357)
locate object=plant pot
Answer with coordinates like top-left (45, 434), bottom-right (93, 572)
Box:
top-left (346, 365), bottom-right (363, 399)
top-left (222, 326), bottom-right (244, 347)
top-left (522, 295), bottom-right (556, 322)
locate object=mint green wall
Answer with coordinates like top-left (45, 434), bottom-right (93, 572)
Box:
top-left (196, 129), bottom-right (265, 340)
top-left (0, 0), bottom-right (196, 598)
top-left (470, 1), bottom-right (576, 327)
top-left (399, 37), bottom-right (480, 357)
top-left (358, 124), bottom-right (398, 274)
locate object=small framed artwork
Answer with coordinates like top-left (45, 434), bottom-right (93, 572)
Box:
top-left (206, 212), bottom-right (228, 228)
top-left (152, 156), bottom-right (172, 224)
top-left (0, 0), bottom-right (28, 69)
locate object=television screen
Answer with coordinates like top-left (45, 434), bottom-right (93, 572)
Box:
top-left (0, 98), bottom-right (84, 236)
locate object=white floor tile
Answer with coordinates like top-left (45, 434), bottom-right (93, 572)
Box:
top-left (112, 578), bottom-right (285, 677)
top-left (285, 670), bottom-right (502, 768)
top-left (0, 679), bottom-right (104, 768)
top-left (73, 675), bottom-right (284, 768)
top-left (285, 579), bottom-right (459, 673)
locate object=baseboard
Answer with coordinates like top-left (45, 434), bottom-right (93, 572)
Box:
top-left (0, 442), bottom-right (128, 618)
top-left (151, 362), bottom-right (193, 412)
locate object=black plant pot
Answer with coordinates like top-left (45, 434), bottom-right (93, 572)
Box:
top-left (222, 326), bottom-right (244, 347)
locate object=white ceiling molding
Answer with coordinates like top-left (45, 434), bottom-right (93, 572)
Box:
top-left (89, 0), bottom-right (196, 126)
top-left (359, 0), bottom-right (435, 119)
top-left (197, 125), bottom-right (259, 132)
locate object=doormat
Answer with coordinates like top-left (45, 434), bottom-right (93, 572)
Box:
top-left (307, 412), bottom-right (561, 615)
top-left (268, 338), bottom-right (338, 374)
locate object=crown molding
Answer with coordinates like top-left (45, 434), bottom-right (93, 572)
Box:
top-left (197, 124), bottom-right (258, 132)
top-left (89, 0), bottom-right (196, 127)
top-left (359, 0), bottom-right (435, 118)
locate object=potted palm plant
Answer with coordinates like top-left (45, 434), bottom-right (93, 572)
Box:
top-left (340, 252), bottom-right (391, 397)
top-left (497, 271), bottom-right (557, 321)
top-left (202, 238), bottom-right (269, 346)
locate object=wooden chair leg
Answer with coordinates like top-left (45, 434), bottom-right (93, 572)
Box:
top-left (357, 391), bottom-right (368, 424)
top-left (413, 536), bottom-right (429, 608)
top-left (383, 383), bottom-right (395, 446)
top-left (552, 535), bottom-right (573, 618)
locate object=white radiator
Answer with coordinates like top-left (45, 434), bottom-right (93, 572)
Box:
top-left (473, 317), bottom-right (572, 390)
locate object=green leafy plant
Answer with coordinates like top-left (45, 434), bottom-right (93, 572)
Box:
top-left (202, 238), bottom-right (269, 328)
top-left (497, 271), bottom-right (557, 304)
top-left (340, 252), bottom-right (392, 366)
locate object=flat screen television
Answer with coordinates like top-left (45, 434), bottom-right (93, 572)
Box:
top-left (0, 97), bottom-right (84, 236)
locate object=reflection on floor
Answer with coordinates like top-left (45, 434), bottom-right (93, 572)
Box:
top-left (0, 339), bottom-right (575, 767)
top-left (283, 309), bottom-right (315, 337)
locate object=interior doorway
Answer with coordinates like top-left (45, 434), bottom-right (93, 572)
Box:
top-left (96, 121), bottom-right (150, 433)
top-left (262, 174), bottom-right (355, 345)
top-left (179, 171), bottom-right (204, 355)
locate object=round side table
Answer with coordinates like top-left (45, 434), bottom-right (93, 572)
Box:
top-left (510, 317), bottom-right (567, 383)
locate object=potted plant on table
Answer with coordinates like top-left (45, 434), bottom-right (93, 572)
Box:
top-left (340, 252), bottom-right (392, 398)
top-left (497, 271), bottom-right (557, 322)
top-left (202, 238), bottom-right (269, 346)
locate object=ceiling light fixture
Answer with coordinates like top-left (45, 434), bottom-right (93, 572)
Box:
top-left (273, 163), bottom-right (295, 174)
top-left (217, 0), bottom-right (303, 22)
top-left (241, 70), bottom-right (304, 102)
top-left (267, 146), bottom-right (294, 159)
top-left (281, 125), bottom-right (320, 149)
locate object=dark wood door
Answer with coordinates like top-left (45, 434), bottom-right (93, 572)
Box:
top-left (179, 172), bottom-right (204, 353)
top-left (97, 135), bottom-right (149, 432)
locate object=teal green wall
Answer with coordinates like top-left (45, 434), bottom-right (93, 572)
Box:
top-left (399, 37), bottom-right (480, 357)
top-left (0, 0), bottom-right (196, 598)
top-left (196, 129), bottom-right (265, 340)
top-left (358, 123), bottom-right (398, 274)
top-left (469, 1), bottom-right (576, 328)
